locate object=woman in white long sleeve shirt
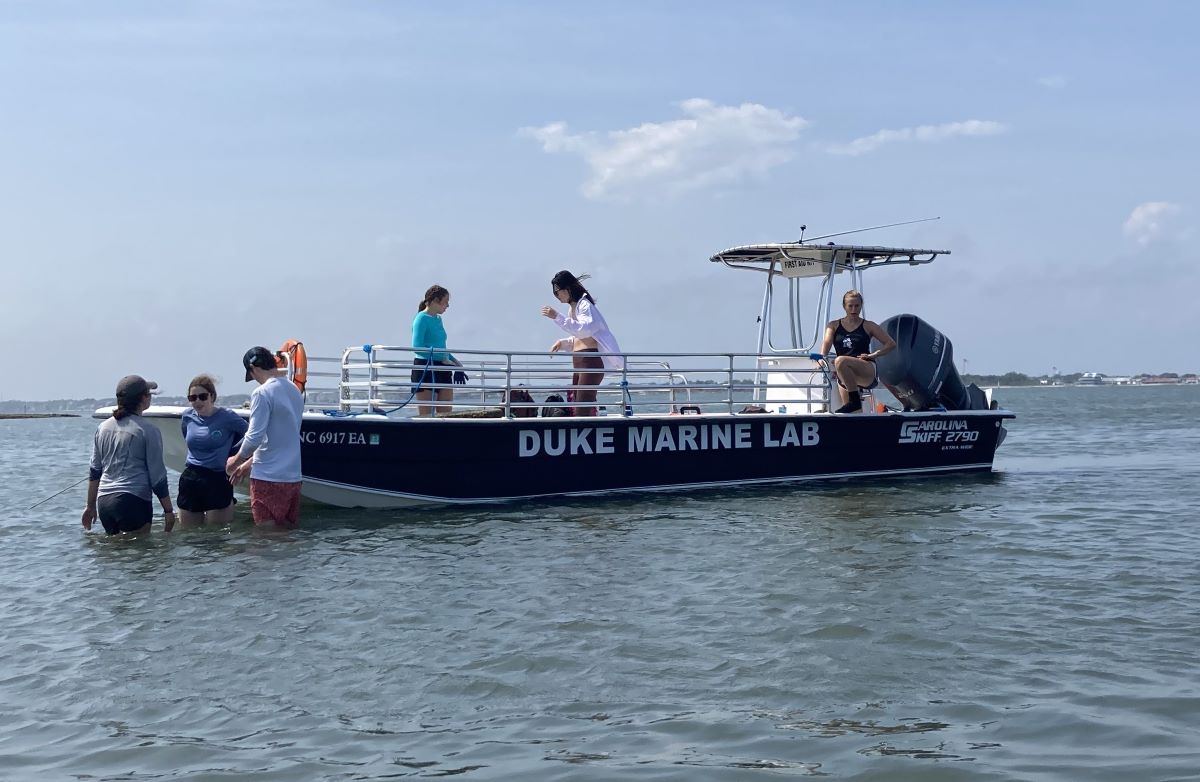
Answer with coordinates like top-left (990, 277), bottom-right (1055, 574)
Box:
top-left (541, 270), bottom-right (622, 417)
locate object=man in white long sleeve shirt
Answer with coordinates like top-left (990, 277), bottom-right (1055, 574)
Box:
top-left (226, 346), bottom-right (305, 527)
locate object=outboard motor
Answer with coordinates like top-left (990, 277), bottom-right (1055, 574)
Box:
top-left (875, 314), bottom-right (988, 411)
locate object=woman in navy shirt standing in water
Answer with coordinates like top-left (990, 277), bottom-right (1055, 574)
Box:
top-left (177, 373), bottom-right (248, 526)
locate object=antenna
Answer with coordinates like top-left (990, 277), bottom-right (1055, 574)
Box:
top-left (802, 216), bottom-right (940, 244)
top-left (798, 224), bottom-right (807, 243)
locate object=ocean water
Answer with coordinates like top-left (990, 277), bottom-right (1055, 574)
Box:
top-left (1, 385), bottom-right (1197, 781)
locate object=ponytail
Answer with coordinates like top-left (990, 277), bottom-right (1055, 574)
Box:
top-left (112, 395), bottom-right (142, 420)
top-left (418, 284), bottom-right (450, 312)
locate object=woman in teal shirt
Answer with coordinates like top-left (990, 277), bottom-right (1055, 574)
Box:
top-left (411, 285), bottom-right (466, 416)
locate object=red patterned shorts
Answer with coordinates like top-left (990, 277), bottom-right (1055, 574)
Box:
top-left (249, 479), bottom-right (302, 527)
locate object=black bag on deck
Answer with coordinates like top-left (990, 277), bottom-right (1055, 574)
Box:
top-left (541, 394), bottom-right (570, 418)
top-left (505, 387), bottom-right (537, 418)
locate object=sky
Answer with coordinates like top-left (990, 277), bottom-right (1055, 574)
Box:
top-left (2, 1), bottom-right (1197, 399)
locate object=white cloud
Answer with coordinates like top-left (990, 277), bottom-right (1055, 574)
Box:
top-left (827, 119), bottom-right (1007, 157)
top-left (1123, 201), bottom-right (1183, 245)
top-left (1037, 74), bottom-right (1068, 89)
top-left (518, 99), bottom-right (808, 199)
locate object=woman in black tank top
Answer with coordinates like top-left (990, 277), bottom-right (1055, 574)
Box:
top-left (815, 290), bottom-right (897, 413)
top-left (833, 319), bottom-right (872, 358)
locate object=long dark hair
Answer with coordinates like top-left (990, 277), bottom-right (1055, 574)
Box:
top-left (417, 284), bottom-right (449, 312)
top-left (551, 270), bottom-right (593, 305)
top-left (112, 393), bottom-right (144, 420)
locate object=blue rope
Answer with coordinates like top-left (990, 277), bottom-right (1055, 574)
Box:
top-left (373, 351), bottom-right (431, 415)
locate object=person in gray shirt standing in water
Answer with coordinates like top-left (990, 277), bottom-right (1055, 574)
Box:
top-left (82, 375), bottom-right (176, 534)
top-left (226, 347), bottom-right (305, 528)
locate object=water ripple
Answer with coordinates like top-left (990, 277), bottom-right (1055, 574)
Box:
top-left (1, 387), bottom-right (1199, 779)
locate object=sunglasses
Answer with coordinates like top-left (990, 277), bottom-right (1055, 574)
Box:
top-left (187, 393), bottom-right (210, 402)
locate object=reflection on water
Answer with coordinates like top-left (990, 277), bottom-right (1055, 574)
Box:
top-left (0, 386), bottom-right (1198, 780)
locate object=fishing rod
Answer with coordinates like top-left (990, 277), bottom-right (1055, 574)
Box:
top-left (28, 476), bottom-right (88, 510)
top-left (800, 216), bottom-right (940, 244)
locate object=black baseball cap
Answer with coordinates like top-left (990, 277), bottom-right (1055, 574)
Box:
top-left (243, 346), bottom-right (277, 381)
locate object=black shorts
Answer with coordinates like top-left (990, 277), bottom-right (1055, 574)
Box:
top-left (833, 356), bottom-right (880, 391)
top-left (177, 464), bottom-right (235, 512)
top-left (411, 358), bottom-right (452, 388)
top-left (97, 492), bottom-right (153, 534)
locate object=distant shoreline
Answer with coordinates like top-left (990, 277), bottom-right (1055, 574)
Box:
top-left (984, 383), bottom-right (1198, 389)
top-left (0, 413), bottom-right (80, 420)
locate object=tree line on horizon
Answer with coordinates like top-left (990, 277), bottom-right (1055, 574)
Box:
top-left (961, 371), bottom-right (1196, 386)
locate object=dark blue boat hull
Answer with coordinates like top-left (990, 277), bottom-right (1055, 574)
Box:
top-left (283, 411), bottom-right (1011, 506)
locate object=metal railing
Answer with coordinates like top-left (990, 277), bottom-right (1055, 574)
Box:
top-left (295, 346), bottom-right (833, 418)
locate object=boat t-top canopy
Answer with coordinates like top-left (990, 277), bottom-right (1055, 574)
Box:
top-left (709, 240), bottom-right (953, 355)
top-left (710, 243), bottom-right (949, 279)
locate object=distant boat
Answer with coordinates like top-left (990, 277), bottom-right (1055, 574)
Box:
top-left (1076, 372), bottom-right (1105, 386)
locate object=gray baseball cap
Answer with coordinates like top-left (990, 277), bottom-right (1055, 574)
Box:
top-left (115, 375), bottom-right (158, 399)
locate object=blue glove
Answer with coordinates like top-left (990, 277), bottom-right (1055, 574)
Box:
top-left (453, 370), bottom-right (468, 385)
top-left (809, 352), bottom-right (825, 362)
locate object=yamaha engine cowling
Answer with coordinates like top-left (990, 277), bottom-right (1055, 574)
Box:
top-left (874, 314), bottom-right (988, 411)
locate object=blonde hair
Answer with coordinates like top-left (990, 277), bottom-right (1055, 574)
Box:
top-left (842, 289), bottom-right (864, 307)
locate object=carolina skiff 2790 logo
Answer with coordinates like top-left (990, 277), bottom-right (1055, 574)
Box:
top-left (898, 419), bottom-right (977, 444)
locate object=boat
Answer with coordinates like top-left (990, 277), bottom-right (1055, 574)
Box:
top-left (1076, 372), bottom-right (1106, 386)
top-left (103, 238), bottom-right (1014, 507)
